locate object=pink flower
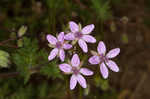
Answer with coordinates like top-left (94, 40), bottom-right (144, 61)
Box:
top-left (59, 54), bottom-right (93, 90)
top-left (65, 21), bottom-right (96, 53)
top-left (47, 32), bottom-right (72, 62)
top-left (88, 41), bottom-right (120, 79)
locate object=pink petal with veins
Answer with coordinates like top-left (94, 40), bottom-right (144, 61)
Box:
top-left (97, 41), bottom-right (106, 55)
top-left (71, 54), bottom-right (80, 67)
top-left (78, 39), bottom-right (88, 53)
top-left (81, 24), bottom-right (95, 34)
top-left (48, 48), bottom-right (58, 61)
top-left (47, 34), bottom-right (57, 45)
top-left (80, 68), bottom-right (93, 76)
top-left (69, 21), bottom-right (79, 33)
top-left (82, 35), bottom-right (96, 43)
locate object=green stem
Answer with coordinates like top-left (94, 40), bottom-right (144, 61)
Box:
top-left (66, 76), bottom-right (71, 99)
top-left (79, 86), bottom-right (82, 99)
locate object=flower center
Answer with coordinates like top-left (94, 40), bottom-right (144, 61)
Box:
top-left (72, 67), bottom-right (79, 75)
top-left (74, 32), bottom-right (83, 39)
top-left (56, 41), bottom-right (62, 49)
top-left (99, 54), bottom-right (108, 62)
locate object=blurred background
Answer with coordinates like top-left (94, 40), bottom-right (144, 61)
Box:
top-left (0, 0), bottom-right (150, 99)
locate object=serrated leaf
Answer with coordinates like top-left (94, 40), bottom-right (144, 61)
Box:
top-left (40, 60), bottom-right (63, 79)
top-left (38, 49), bottom-right (62, 79)
top-left (12, 37), bottom-right (39, 83)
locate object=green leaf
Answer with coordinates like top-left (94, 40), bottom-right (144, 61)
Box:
top-left (0, 50), bottom-right (10, 68)
top-left (17, 39), bottom-right (24, 47)
top-left (10, 84), bottom-right (34, 99)
top-left (91, 0), bottom-right (112, 21)
top-left (39, 49), bottom-right (62, 79)
top-left (17, 25), bottom-right (27, 37)
top-left (12, 37), bottom-right (39, 84)
top-left (94, 76), bottom-right (109, 91)
top-left (40, 60), bottom-right (63, 79)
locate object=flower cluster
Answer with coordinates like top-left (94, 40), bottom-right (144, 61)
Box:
top-left (46, 21), bottom-right (120, 90)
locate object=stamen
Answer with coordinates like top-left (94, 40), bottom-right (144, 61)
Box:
top-left (56, 41), bottom-right (62, 49)
top-left (74, 32), bottom-right (83, 39)
top-left (72, 67), bottom-right (79, 75)
top-left (100, 54), bottom-right (108, 62)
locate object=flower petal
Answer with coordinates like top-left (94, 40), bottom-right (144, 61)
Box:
top-left (106, 60), bottom-right (119, 72)
top-left (64, 33), bottom-right (75, 40)
top-left (59, 49), bottom-right (65, 62)
top-left (70, 75), bottom-right (77, 90)
top-left (77, 74), bottom-right (87, 88)
top-left (78, 39), bottom-right (88, 53)
top-left (57, 32), bottom-right (64, 42)
top-left (81, 24), bottom-right (94, 34)
top-left (48, 48), bottom-right (58, 61)
top-left (71, 54), bottom-right (80, 67)
top-left (88, 55), bottom-right (100, 64)
top-left (97, 41), bottom-right (106, 55)
top-left (69, 21), bottom-right (79, 33)
top-left (59, 63), bottom-right (72, 73)
top-left (46, 34), bottom-right (57, 45)
top-left (106, 48), bottom-right (120, 59)
top-left (80, 68), bottom-right (93, 76)
top-left (63, 43), bottom-right (72, 50)
top-left (100, 62), bottom-right (108, 79)
top-left (82, 35), bottom-right (96, 43)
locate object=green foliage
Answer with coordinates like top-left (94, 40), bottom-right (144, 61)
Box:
top-left (0, 80), bottom-right (10, 98)
top-left (0, 77), bottom-right (65, 99)
top-left (0, 78), bottom-right (21, 99)
top-left (17, 25), bottom-right (27, 48)
top-left (48, 81), bottom-right (66, 98)
top-left (91, 0), bottom-right (112, 22)
top-left (0, 50), bottom-right (10, 68)
top-left (10, 85), bottom-right (34, 99)
top-left (17, 25), bottom-right (27, 37)
top-left (17, 39), bottom-right (24, 47)
top-left (39, 49), bottom-right (63, 79)
top-left (12, 37), bottom-right (62, 84)
top-left (12, 37), bottom-right (40, 84)
top-left (40, 62), bottom-right (63, 79)
top-left (94, 75), bottom-right (109, 91)
top-left (38, 82), bottom-right (49, 98)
